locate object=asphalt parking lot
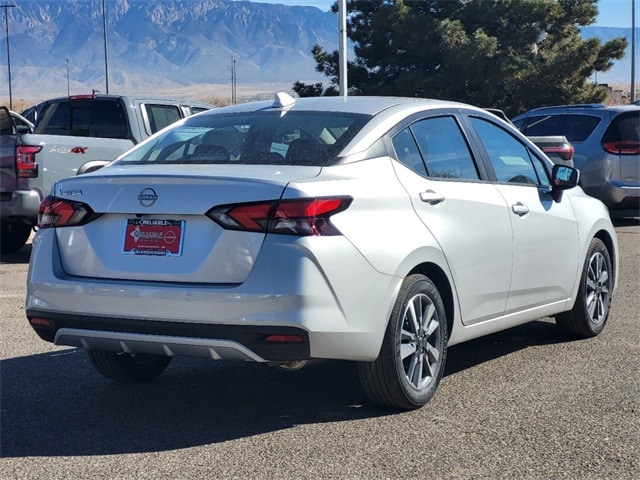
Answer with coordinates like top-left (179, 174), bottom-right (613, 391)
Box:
top-left (1, 218), bottom-right (638, 479)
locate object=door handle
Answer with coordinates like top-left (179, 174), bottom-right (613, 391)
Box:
top-left (511, 201), bottom-right (530, 216)
top-left (419, 190), bottom-right (445, 205)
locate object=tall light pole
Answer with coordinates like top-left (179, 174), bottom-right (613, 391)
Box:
top-left (631, 0), bottom-right (636, 103)
top-left (1, 3), bottom-right (15, 109)
top-left (338, 0), bottom-right (347, 96)
top-left (66, 58), bottom-right (70, 96)
top-left (102, 0), bottom-right (109, 94)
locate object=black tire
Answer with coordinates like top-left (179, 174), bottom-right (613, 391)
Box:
top-left (358, 274), bottom-right (448, 410)
top-left (87, 350), bottom-right (172, 382)
top-left (0, 221), bottom-right (32, 254)
top-left (555, 238), bottom-right (613, 338)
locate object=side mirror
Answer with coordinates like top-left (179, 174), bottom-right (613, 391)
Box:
top-left (551, 164), bottom-right (579, 201)
top-left (551, 164), bottom-right (579, 191)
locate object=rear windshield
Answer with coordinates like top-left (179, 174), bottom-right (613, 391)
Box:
top-left (114, 111), bottom-right (370, 167)
top-left (519, 114), bottom-right (601, 142)
top-left (35, 99), bottom-right (129, 139)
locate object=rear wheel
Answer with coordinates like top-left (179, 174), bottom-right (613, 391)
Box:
top-left (555, 238), bottom-right (613, 337)
top-left (87, 350), bottom-right (172, 382)
top-left (0, 220), bottom-right (32, 254)
top-left (358, 274), bottom-right (448, 410)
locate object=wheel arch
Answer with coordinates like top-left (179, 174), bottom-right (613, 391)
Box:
top-left (593, 227), bottom-right (618, 290)
top-left (407, 262), bottom-right (455, 341)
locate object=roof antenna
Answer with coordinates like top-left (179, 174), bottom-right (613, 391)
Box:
top-left (273, 91), bottom-right (296, 108)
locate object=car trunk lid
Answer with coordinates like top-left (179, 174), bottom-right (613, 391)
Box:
top-left (51, 164), bottom-right (320, 283)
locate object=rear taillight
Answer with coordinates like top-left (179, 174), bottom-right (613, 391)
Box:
top-left (16, 145), bottom-right (43, 178)
top-left (207, 197), bottom-right (352, 236)
top-left (602, 141), bottom-right (640, 155)
top-left (541, 143), bottom-right (574, 162)
top-left (38, 195), bottom-right (97, 228)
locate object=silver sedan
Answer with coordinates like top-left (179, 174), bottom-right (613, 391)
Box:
top-left (26, 93), bottom-right (618, 410)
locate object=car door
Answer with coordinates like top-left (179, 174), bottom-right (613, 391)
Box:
top-left (467, 116), bottom-right (581, 314)
top-left (389, 114), bottom-right (513, 326)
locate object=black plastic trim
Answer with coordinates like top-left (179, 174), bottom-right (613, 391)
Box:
top-left (26, 309), bottom-right (310, 361)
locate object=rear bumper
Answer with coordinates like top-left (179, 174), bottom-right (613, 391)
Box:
top-left (27, 309), bottom-right (309, 362)
top-left (26, 228), bottom-right (400, 362)
top-left (600, 184), bottom-right (640, 213)
top-left (0, 188), bottom-right (42, 220)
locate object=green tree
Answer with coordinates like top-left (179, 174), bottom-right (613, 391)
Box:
top-left (293, 0), bottom-right (627, 116)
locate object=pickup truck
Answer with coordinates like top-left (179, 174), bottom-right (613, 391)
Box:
top-left (0, 94), bottom-right (213, 253)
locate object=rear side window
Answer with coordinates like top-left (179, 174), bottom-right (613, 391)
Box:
top-left (519, 114), bottom-right (601, 142)
top-left (411, 116), bottom-right (479, 180)
top-left (116, 111), bottom-right (368, 167)
top-left (391, 116), bottom-right (479, 180)
top-left (392, 128), bottom-right (427, 175)
top-left (602, 112), bottom-right (640, 143)
top-left (142, 104), bottom-right (183, 134)
top-left (35, 100), bottom-right (129, 138)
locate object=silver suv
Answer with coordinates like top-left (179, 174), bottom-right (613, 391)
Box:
top-left (512, 104), bottom-right (639, 216)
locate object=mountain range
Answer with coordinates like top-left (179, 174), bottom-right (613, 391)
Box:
top-left (0, 0), bottom-right (636, 107)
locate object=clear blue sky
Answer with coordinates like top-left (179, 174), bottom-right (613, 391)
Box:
top-left (250, 0), bottom-right (637, 28)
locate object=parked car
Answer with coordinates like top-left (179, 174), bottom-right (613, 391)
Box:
top-left (1, 94), bottom-right (214, 253)
top-left (485, 108), bottom-right (574, 167)
top-left (26, 93), bottom-right (618, 410)
top-left (512, 104), bottom-right (640, 216)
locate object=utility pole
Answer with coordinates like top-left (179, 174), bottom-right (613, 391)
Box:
top-left (102, 0), bottom-right (109, 94)
top-left (1, 3), bottom-right (15, 109)
top-left (231, 57), bottom-right (236, 105)
top-left (338, 0), bottom-right (347, 96)
top-left (631, 0), bottom-right (636, 103)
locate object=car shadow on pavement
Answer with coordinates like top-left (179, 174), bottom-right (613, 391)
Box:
top-left (1, 319), bottom-right (571, 458)
top-left (0, 242), bottom-right (32, 265)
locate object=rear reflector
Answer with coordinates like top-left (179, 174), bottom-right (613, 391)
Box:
top-left (264, 334), bottom-right (304, 343)
top-left (29, 317), bottom-right (53, 328)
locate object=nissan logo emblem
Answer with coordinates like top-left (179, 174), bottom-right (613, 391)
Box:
top-left (137, 188), bottom-right (158, 207)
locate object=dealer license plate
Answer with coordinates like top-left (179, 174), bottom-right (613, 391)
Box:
top-left (123, 219), bottom-right (184, 256)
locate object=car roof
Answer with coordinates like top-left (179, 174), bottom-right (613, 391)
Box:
top-left (513, 103), bottom-right (640, 119)
top-left (201, 94), bottom-right (477, 117)
top-left (37, 94), bottom-right (213, 107)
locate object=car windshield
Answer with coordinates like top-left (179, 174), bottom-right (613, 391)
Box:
top-left (115, 111), bottom-right (370, 167)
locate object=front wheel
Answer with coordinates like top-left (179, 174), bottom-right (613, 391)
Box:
top-left (555, 238), bottom-right (613, 337)
top-left (87, 350), bottom-right (172, 382)
top-left (358, 274), bottom-right (448, 410)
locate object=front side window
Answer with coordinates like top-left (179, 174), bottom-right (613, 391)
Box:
top-left (471, 117), bottom-right (550, 187)
top-left (116, 111), bottom-right (368, 167)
